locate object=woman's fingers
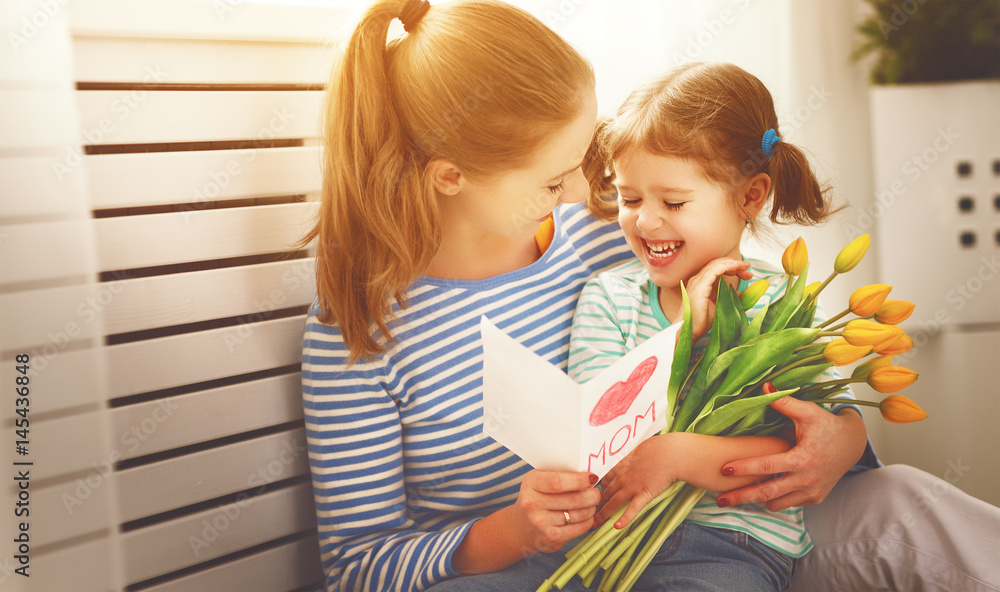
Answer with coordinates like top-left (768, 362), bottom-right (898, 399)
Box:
top-left (560, 506), bottom-right (598, 526)
top-left (523, 469), bottom-right (597, 495)
top-left (516, 470), bottom-right (602, 552)
top-left (522, 471), bottom-right (600, 508)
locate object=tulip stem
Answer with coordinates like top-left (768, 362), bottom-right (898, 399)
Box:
top-left (811, 397), bottom-right (879, 408)
top-left (796, 377), bottom-right (858, 393)
top-left (803, 271), bottom-right (837, 309)
top-left (763, 354), bottom-right (826, 384)
top-left (816, 308), bottom-right (850, 329)
top-left (827, 319), bottom-right (859, 332)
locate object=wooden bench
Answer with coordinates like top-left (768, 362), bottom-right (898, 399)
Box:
top-left (1, 1), bottom-right (354, 589)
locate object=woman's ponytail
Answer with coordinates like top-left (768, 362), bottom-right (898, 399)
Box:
top-left (303, 0), bottom-right (440, 363)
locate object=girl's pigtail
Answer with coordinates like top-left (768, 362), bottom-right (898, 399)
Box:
top-left (765, 140), bottom-right (838, 225)
top-left (583, 117), bottom-right (618, 221)
top-left (306, 0), bottom-right (438, 362)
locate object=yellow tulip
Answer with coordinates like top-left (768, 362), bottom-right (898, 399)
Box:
top-left (879, 394), bottom-right (928, 423)
top-left (852, 354), bottom-right (894, 379)
top-left (740, 279), bottom-right (770, 309)
top-left (834, 234), bottom-right (871, 273)
top-left (875, 299), bottom-right (915, 325)
top-left (867, 365), bottom-right (919, 393)
top-left (849, 284), bottom-right (892, 317)
top-left (803, 281), bottom-right (821, 300)
top-left (875, 334), bottom-right (914, 356)
top-left (842, 319), bottom-right (905, 349)
top-left (823, 338), bottom-right (873, 366)
top-left (781, 237), bottom-right (808, 276)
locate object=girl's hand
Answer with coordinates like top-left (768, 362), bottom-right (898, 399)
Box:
top-left (681, 258), bottom-right (753, 340)
top-left (512, 469), bottom-right (601, 553)
top-left (716, 397), bottom-right (868, 510)
top-left (594, 436), bottom-right (676, 530)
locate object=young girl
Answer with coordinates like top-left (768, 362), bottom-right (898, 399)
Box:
top-left (567, 62), bottom-right (866, 591)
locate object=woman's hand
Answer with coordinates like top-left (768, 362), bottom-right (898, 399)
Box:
top-left (452, 469), bottom-right (600, 574)
top-left (512, 469), bottom-right (601, 553)
top-left (715, 397), bottom-right (868, 511)
top-left (680, 258), bottom-right (754, 340)
top-left (594, 436), bottom-right (676, 530)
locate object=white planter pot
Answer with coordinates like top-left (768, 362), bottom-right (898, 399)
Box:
top-left (869, 81), bottom-right (1000, 328)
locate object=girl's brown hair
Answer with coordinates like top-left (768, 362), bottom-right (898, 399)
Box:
top-left (295, 0), bottom-right (596, 362)
top-left (599, 62), bottom-right (836, 228)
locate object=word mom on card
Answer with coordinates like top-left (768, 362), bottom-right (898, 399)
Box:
top-left (480, 316), bottom-right (680, 480)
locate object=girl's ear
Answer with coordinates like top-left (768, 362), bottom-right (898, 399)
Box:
top-left (427, 159), bottom-right (464, 196)
top-left (740, 172), bottom-right (771, 219)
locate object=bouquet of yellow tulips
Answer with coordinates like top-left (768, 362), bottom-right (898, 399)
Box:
top-left (537, 234), bottom-right (925, 592)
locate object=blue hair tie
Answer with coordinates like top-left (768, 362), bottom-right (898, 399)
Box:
top-left (761, 128), bottom-right (780, 157)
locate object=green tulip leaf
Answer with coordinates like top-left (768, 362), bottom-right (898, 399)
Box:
top-left (704, 328), bottom-right (820, 400)
top-left (787, 300), bottom-right (818, 330)
top-left (765, 263), bottom-right (810, 333)
top-left (666, 283), bottom-right (694, 427)
top-left (740, 302), bottom-right (769, 345)
top-left (770, 362), bottom-right (833, 391)
top-left (727, 409), bottom-right (793, 437)
top-left (718, 282), bottom-right (743, 349)
top-left (690, 386), bottom-right (800, 436)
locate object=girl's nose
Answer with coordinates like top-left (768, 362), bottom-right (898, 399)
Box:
top-left (635, 203), bottom-right (663, 233)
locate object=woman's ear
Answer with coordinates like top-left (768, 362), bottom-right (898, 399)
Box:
top-left (741, 172), bottom-right (771, 219)
top-left (427, 159), bottom-right (464, 196)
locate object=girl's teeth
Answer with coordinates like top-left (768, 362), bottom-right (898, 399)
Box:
top-left (646, 241), bottom-right (680, 258)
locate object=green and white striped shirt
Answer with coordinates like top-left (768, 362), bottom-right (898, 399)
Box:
top-left (569, 257), bottom-right (855, 558)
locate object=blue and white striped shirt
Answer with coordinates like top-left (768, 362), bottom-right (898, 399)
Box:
top-left (301, 203), bottom-right (633, 591)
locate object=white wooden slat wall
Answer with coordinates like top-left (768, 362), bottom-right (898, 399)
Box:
top-left (2, 0), bottom-right (352, 589)
top-left (1, 1), bottom-right (125, 590)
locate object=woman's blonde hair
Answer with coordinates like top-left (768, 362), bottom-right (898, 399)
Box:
top-left (599, 62), bottom-right (836, 228)
top-left (295, 0), bottom-right (596, 362)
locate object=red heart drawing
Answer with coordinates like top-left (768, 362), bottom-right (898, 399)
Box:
top-left (588, 356), bottom-right (658, 426)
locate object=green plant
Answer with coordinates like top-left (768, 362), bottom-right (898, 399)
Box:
top-left (853, 0), bottom-right (1000, 84)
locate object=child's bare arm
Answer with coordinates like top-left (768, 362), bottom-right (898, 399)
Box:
top-left (596, 432), bottom-right (791, 529)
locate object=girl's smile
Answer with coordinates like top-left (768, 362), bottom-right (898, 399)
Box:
top-left (640, 239), bottom-right (683, 266)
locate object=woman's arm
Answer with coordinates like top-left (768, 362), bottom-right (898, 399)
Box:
top-left (715, 398), bottom-right (868, 511)
top-left (303, 318), bottom-right (486, 591)
top-left (596, 432), bottom-right (792, 529)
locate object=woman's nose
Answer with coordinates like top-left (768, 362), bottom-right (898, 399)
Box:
top-left (558, 168), bottom-right (589, 205)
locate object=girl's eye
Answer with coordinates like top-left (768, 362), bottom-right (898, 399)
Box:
top-left (619, 196), bottom-right (640, 206)
top-left (665, 202), bottom-right (684, 211)
top-left (548, 180), bottom-right (566, 194)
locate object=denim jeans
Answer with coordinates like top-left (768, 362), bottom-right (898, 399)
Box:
top-left (425, 522), bottom-right (794, 592)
